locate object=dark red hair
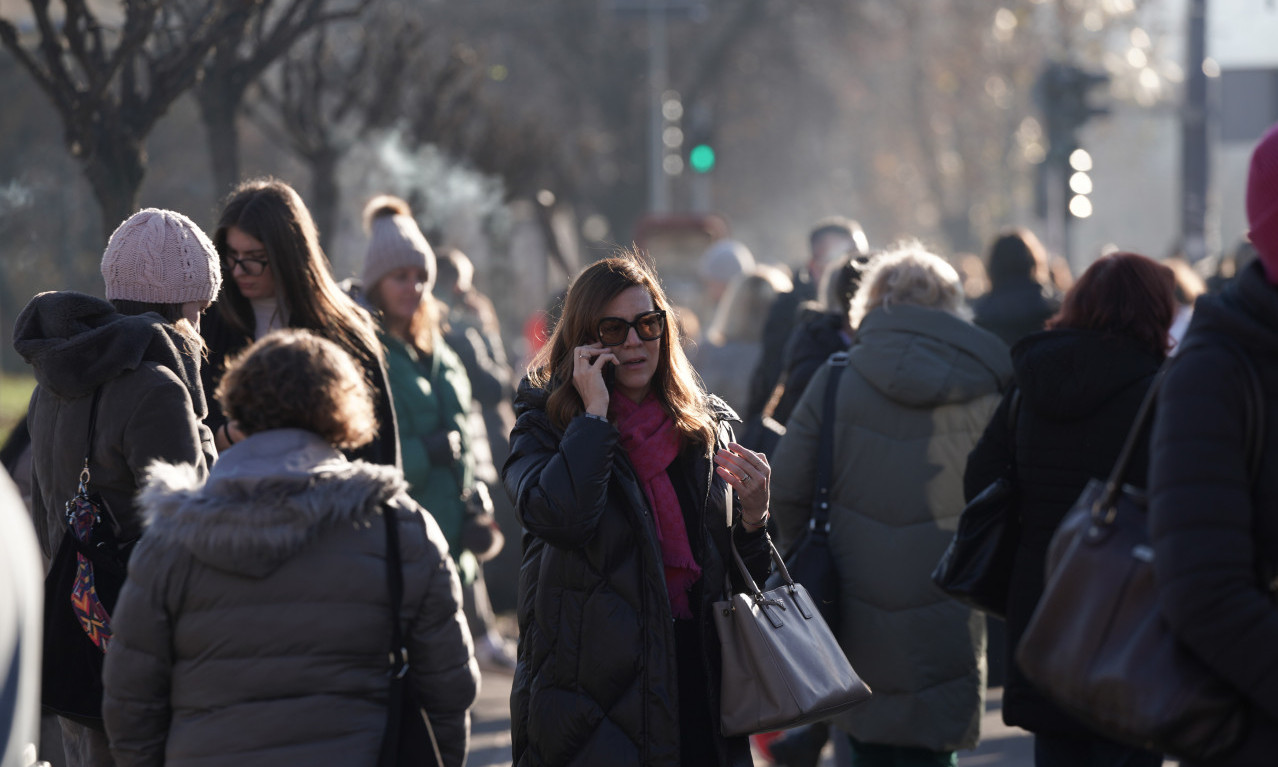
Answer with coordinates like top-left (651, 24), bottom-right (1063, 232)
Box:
top-left (1046, 252), bottom-right (1177, 358)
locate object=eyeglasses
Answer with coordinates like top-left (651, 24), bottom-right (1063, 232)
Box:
top-left (597, 310), bottom-right (666, 346)
top-left (225, 255), bottom-right (269, 277)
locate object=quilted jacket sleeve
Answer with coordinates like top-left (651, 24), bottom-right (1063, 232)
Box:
top-left (1149, 345), bottom-right (1278, 721)
top-left (404, 504), bottom-right (480, 767)
top-left (103, 536), bottom-right (178, 767)
top-left (503, 410), bottom-right (617, 549)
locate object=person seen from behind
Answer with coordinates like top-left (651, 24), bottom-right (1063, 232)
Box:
top-left (769, 242), bottom-right (1011, 767)
top-left (13, 208), bottom-right (221, 767)
top-left (743, 216), bottom-right (869, 431)
top-left (1147, 121), bottom-right (1278, 767)
top-left (102, 329), bottom-right (478, 767)
top-left (502, 251), bottom-right (773, 766)
top-left (964, 251), bottom-right (1176, 767)
top-left (202, 178), bottom-right (399, 466)
top-left (971, 228), bottom-right (1061, 347)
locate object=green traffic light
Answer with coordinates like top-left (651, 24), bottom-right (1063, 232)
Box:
top-left (689, 144), bottom-right (716, 173)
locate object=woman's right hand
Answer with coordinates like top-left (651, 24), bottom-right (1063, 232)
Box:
top-left (572, 343), bottom-right (617, 417)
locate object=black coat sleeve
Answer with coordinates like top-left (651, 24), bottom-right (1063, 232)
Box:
top-left (502, 411), bottom-right (617, 549)
top-left (963, 386), bottom-right (1017, 502)
top-left (1148, 346), bottom-right (1278, 722)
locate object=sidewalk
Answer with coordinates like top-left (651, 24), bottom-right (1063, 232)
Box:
top-left (467, 672), bottom-right (1043, 767)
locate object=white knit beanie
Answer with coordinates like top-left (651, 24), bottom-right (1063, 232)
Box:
top-left (100, 208), bottom-right (222, 304)
top-left (361, 195), bottom-right (436, 291)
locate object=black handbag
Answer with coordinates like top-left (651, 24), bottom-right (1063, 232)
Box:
top-left (764, 352), bottom-right (848, 626)
top-left (41, 387), bottom-right (136, 728)
top-left (377, 504), bottom-right (443, 767)
top-left (931, 388), bottom-right (1022, 618)
top-left (1016, 339), bottom-right (1264, 763)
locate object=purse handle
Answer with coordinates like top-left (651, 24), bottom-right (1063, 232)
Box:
top-left (1094, 333), bottom-right (1264, 523)
top-left (809, 353), bottom-right (849, 533)
top-left (381, 505), bottom-right (444, 767)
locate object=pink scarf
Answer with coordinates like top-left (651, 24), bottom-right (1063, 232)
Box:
top-left (610, 392), bottom-right (702, 619)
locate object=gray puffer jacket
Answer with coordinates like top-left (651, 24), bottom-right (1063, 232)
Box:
top-left (102, 429), bottom-right (479, 767)
top-left (770, 304), bottom-right (1011, 752)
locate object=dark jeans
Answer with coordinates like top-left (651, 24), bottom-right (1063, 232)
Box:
top-left (1034, 732), bottom-right (1164, 767)
top-left (846, 736), bottom-right (957, 767)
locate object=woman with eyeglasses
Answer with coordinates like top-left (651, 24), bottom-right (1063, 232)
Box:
top-left (502, 251), bottom-right (772, 766)
top-left (202, 178), bottom-right (399, 466)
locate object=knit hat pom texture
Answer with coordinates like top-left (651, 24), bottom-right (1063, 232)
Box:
top-left (361, 195), bottom-right (436, 292)
top-left (101, 208), bottom-right (222, 304)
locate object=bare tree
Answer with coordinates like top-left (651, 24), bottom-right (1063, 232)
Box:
top-left (247, 8), bottom-right (421, 244)
top-left (0, 0), bottom-right (254, 237)
top-left (194, 0), bottom-right (368, 201)
top-left (248, 7), bottom-right (569, 244)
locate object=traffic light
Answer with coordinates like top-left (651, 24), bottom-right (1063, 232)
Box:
top-left (1068, 148), bottom-right (1094, 219)
top-left (689, 143), bottom-right (715, 173)
top-left (1035, 62), bottom-right (1109, 223)
top-left (1037, 62), bottom-right (1110, 163)
top-left (661, 90), bottom-right (684, 176)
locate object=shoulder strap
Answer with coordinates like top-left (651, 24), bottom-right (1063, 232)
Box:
top-left (79, 386), bottom-right (104, 492)
top-left (381, 506), bottom-right (444, 767)
top-left (810, 352), bottom-right (849, 532)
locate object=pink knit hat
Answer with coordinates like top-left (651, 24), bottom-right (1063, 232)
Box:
top-left (100, 208), bottom-right (222, 303)
top-left (1247, 122), bottom-right (1278, 284)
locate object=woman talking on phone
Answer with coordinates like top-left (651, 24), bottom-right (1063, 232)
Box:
top-left (502, 251), bottom-right (772, 766)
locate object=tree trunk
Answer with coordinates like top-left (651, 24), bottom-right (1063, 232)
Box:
top-left (197, 72), bottom-right (246, 201)
top-left (309, 149), bottom-right (340, 251)
top-left (81, 133), bottom-right (147, 241)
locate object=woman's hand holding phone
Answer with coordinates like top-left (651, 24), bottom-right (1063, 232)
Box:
top-left (573, 343), bottom-right (618, 417)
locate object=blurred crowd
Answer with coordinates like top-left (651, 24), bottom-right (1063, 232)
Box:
top-left (3, 123), bottom-right (1278, 767)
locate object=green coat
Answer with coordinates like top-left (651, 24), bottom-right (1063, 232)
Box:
top-left (381, 331), bottom-right (475, 574)
top-left (770, 304), bottom-right (1012, 752)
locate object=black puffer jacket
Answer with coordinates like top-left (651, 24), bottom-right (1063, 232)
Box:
top-left (964, 329), bottom-right (1161, 737)
top-left (1148, 261), bottom-right (1278, 767)
top-left (502, 379), bottom-right (769, 767)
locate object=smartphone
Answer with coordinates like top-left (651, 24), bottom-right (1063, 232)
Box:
top-left (603, 361), bottom-right (616, 388)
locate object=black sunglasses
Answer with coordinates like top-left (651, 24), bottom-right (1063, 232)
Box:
top-left (597, 310), bottom-right (666, 346)
top-left (225, 255), bottom-right (270, 277)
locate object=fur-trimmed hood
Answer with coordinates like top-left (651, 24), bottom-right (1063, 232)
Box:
top-left (138, 428), bottom-right (407, 577)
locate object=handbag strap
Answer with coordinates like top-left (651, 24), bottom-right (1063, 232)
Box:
top-left (1097, 333), bottom-right (1264, 519)
top-left (78, 386), bottom-right (104, 493)
top-left (809, 353), bottom-right (849, 533)
top-left (381, 506), bottom-right (444, 767)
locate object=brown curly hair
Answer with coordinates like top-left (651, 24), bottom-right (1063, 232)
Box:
top-left (216, 329), bottom-right (377, 450)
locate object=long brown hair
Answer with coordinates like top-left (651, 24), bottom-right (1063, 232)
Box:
top-left (529, 250), bottom-right (716, 451)
top-left (1046, 251), bottom-right (1177, 358)
top-left (212, 178), bottom-right (383, 371)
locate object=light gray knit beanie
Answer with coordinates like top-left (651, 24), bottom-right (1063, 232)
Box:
top-left (361, 195), bottom-right (436, 292)
top-left (100, 208), bottom-right (222, 304)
